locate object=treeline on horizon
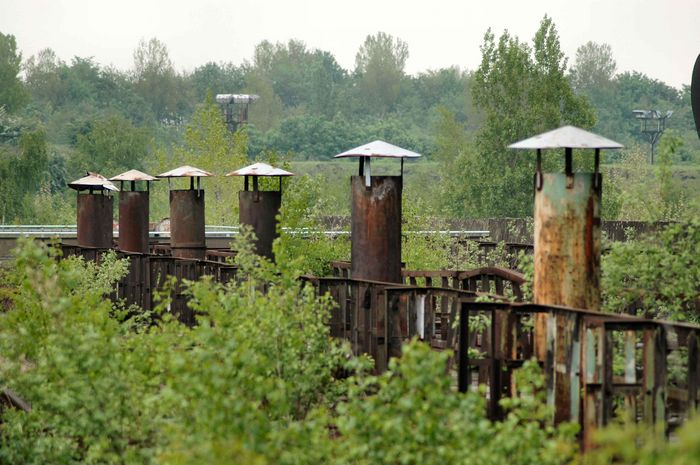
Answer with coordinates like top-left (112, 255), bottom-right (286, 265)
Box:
top-left (2, 24), bottom-right (698, 158)
top-left (1, 15), bottom-right (699, 223)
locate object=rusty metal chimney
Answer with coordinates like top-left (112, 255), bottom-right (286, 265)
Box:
top-left (227, 162), bottom-right (294, 259)
top-left (110, 170), bottom-right (158, 254)
top-left (69, 172), bottom-right (118, 249)
top-left (157, 165), bottom-right (213, 259)
top-left (509, 125), bottom-right (622, 427)
top-left (335, 140), bottom-right (421, 283)
top-left (510, 126), bottom-right (622, 312)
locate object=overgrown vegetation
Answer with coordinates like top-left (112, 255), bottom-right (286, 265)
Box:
top-left (0, 237), bottom-right (577, 464)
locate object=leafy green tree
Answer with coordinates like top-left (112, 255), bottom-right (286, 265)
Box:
top-left (354, 32), bottom-right (409, 114)
top-left (602, 218), bottom-right (700, 321)
top-left (245, 71), bottom-right (284, 132)
top-left (444, 16), bottom-right (595, 217)
top-left (569, 42), bottom-right (617, 95)
top-left (0, 32), bottom-right (27, 112)
top-left (432, 106), bottom-right (468, 163)
top-left (190, 61), bottom-right (246, 102)
top-left (148, 94), bottom-right (247, 224)
top-left (75, 113), bottom-right (151, 174)
top-left (0, 129), bottom-right (49, 223)
top-left (23, 48), bottom-right (65, 107)
top-left (133, 37), bottom-right (180, 121)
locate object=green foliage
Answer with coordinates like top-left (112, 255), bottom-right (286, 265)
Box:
top-left (0, 32), bottom-right (27, 112)
top-left (432, 105), bottom-right (468, 164)
top-left (275, 173), bottom-right (350, 275)
top-left (0, 128), bottom-right (50, 223)
top-left (0, 235), bottom-right (579, 464)
top-left (401, 198), bottom-right (452, 270)
top-left (583, 415), bottom-right (700, 465)
top-left (444, 15), bottom-right (595, 218)
top-left (604, 142), bottom-right (688, 222)
top-left (336, 345), bottom-right (576, 465)
top-left (569, 42), bottom-right (617, 98)
top-left (4, 19), bottom-right (700, 225)
top-left (147, 95), bottom-right (248, 224)
top-left (354, 32), bottom-right (409, 114)
top-left (133, 38), bottom-right (182, 121)
top-left (601, 219), bottom-right (700, 321)
top-left (75, 113), bottom-right (151, 174)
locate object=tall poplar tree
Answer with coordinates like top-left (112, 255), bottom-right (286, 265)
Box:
top-left (0, 32), bottom-right (27, 112)
top-left (444, 16), bottom-right (595, 217)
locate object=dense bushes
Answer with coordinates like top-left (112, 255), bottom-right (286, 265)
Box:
top-left (0, 238), bottom-right (576, 464)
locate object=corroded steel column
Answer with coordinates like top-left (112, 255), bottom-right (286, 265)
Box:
top-left (534, 172), bottom-right (601, 369)
top-left (118, 191), bottom-right (149, 254)
top-left (350, 175), bottom-right (402, 283)
top-left (77, 193), bottom-right (113, 248)
top-left (170, 189), bottom-right (206, 259)
top-left (534, 172), bottom-right (601, 310)
top-left (239, 190), bottom-right (281, 259)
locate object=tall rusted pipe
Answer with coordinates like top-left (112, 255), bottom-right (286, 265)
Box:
top-left (239, 190), bottom-right (281, 259)
top-left (169, 189), bottom-right (206, 259)
top-left (534, 172), bottom-right (601, 311)
top-left (77, 193), bottom-right (113, 248)
top-left (118, 190), bottom-right (149, 254)
top-left (350, 175), bottom-right (402, 283)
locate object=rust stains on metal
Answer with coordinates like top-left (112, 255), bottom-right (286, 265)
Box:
top-left (169, 189), bottom-right (206, 259)
top-left (230, 163), bottom-right (292, 259)
top-left (350, 175), bottom-right (402, 283)
top-left (534, 173), bottom-right (601, 311)
top-left (76, 193), bottom-right (114, 248)
top-left (69, 172), bottom-right (119, 191)
top-left (118, 191), bottom-right (150, 254)
top-left (157, 165), bottom-right (213, 178)
top-left (110, 170), bottom-right (156, 254)
top-left (239, 190), bottom-right (281, 260)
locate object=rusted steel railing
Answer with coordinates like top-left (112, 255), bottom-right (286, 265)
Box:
top-left (61, 245), bottom-right (237, 325)
top-left (308, 275), bottom-right (700, 449)
top-left (455, 301), bottom-right (700, 448)
top-left (331, 261), bottom-right (525, 301)
top-left (303, 275), bottom-right (478, 373)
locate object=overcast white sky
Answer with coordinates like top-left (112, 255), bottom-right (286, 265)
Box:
top-left (1, 0), bottom-right (699, 89)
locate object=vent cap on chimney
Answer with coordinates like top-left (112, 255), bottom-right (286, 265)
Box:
top-left (69, 172), bottom-right (119, 192)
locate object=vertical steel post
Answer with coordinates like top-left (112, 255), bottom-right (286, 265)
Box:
top-left (169, 189), bottom-right (206, 259)
top-left (534, 172), bottom-right (601, 309)
top-left (533, 172), bottom-right (601, 359)
top-left (239, 190), bottom-right (281, 259)
top-left (118, 190), bottom-right (149, 254)
top-left (350, 175), bottom-right (402, 283)
top-left (76, 193), bottom-right (113, 248)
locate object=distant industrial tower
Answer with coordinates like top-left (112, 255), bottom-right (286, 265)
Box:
top-left (632, 109), bottom-right (672, 164)
top-left (215, 94), bottom-right (259, 132)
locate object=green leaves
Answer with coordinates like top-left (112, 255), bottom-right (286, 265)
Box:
top-left (0, 237), bottom-right (579, 465)
top-left (449, 15), bottom-right (595, 218)
top-left (602, 218), bottom-right (700, 321)
top-left (0, 32), bottom-right (27, 113)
